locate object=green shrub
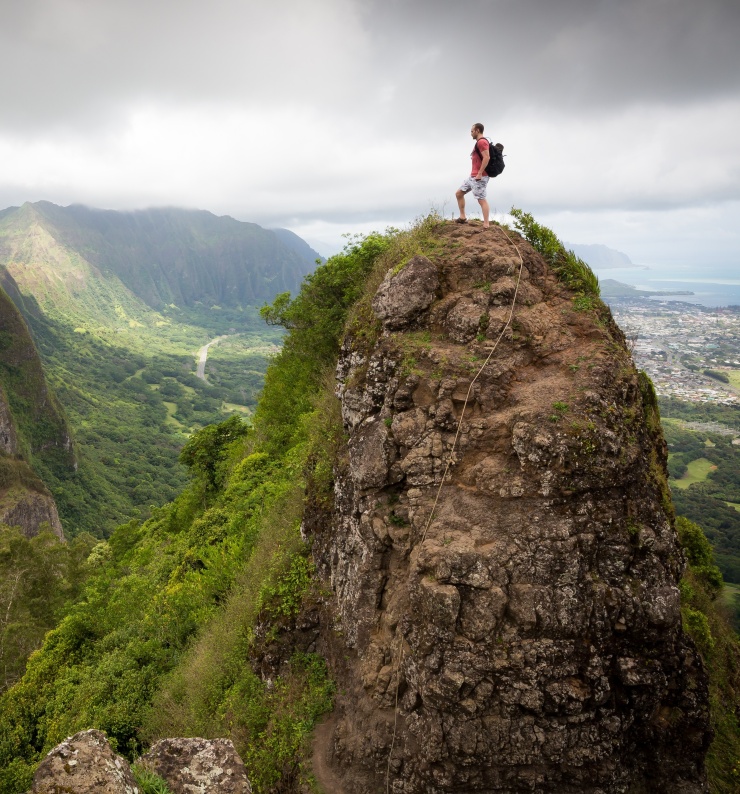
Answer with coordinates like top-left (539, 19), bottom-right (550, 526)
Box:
top-left (509, 208), bottom-right (600, 297)
top-left (0, 757), bottom-right (35, 794)
top-left (677, 516), bottom-right (740, 792)
top-left (683, 607), bottom-right (715, 655)
top-left (677, 516), bottom-right (723, 597)
top-left (131, 764), bottom-right (173, 794)
top-left (704, 369), bottom-right (730, 384)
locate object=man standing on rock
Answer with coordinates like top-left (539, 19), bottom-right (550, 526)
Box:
top-left (456, 123), bottom-right (490, 228)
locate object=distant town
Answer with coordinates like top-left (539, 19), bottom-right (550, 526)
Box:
top-left (608, 298), bottom-right (740, 405)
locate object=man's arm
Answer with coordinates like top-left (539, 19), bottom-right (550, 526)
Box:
top-left (476, 144), bottom-right (490, 179)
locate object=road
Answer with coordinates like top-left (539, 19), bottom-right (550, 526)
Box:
top-left (196, 336), bottom-right (228, 381)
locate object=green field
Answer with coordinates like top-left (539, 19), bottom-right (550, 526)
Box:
top-left (670, 457), bottom-right (716, 489)
top-left (725, 370), bottom-right (740, 390)
top-left (721, 581), bottom-right (740, 606)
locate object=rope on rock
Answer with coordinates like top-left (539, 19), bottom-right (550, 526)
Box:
top-left (420, 225), bottom-right (525, 543)
top-left (384, 224), bottom-right (526, 793)
top-left (385, 635), bottom-right (405, 794)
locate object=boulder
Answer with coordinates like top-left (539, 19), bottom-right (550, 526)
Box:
top-left (372, 255), bottom-right (438, 330)
top-left (32, 729), bottom-right (138, 794)
top-left (140, 737), bottom-right (251, 793)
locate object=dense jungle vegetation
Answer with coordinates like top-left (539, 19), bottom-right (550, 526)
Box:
top-left (0, 214), bottom-right (737, 792)
top-left (0, 202), bottom-right (312, 538)
top-left (24, 302), bottom-right (281, 537)
top-left (661, 403), bottom-right (740, 586)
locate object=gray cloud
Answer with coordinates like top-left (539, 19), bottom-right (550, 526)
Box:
top-left (0, 0), bottom-right (371, 131)
top-left (0, 0), bottom-right (737, 260)
top-left (361, 0), bottom-right (740, 117)
top-left (2, 0), bottom-right (738, 132)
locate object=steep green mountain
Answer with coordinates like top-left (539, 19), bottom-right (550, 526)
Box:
top-left (0, 202), bottom-right (317, 318)
top-left (0, 280), bottom-right (82, 691)
top-left (0, 283), bottom-right (74, 541)
top-left (0, 284), bottom-right (73, 470)
top-left (0, 214), bottom-right (736, 794)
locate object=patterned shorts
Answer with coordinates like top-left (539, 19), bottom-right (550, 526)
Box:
top-left (459, 175), bottom-right (489, 200)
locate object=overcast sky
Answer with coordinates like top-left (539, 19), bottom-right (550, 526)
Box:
top-left (1, 0), bottom-right (738, 265)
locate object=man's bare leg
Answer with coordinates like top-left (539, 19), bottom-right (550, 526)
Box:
top-left (479, 198), bottom-right (490, 228)
top-left (456, 189), bottom-right (467, 221)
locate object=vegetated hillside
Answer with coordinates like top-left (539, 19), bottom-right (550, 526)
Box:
top-left (660, 400), bottom-right (740, 587)
top-left (0, 215), bottom-right (737, 794)
top-left (0, 284), bottom-right (73, 472)
top-left (0, 283), bottom-right (73, 540)
top-left (0, 283), bottom-right (92, 697)
top-left (0, 201), bottom-right (299, 538)
top-left (0, 201), bottom-right (319, 315)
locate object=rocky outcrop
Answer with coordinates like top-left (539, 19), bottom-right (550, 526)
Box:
top-left (372, 255), bottom-right (439, 331)
top-left (141, 737), bottom-right (252, 793)
top-left (0, 283), bottom-right (73, 540)
top-left (32, 729), bottom-right (138, 794)
top-left (0, 481), bottom-right (64, 540)
top-left (32, 732), bottom-right (253, 794)
top-left (309, 222), bottom-right (711, 793)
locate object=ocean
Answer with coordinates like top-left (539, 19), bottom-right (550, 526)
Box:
top-left (592, 263), bottom-right (740, 308)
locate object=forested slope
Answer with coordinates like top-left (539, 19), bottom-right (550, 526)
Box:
top-left (0, 216), bottom-right (736, 793)
top-left (0, 203), bottom-right (301, 537)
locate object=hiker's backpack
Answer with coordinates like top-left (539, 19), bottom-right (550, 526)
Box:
top-left (476, 139), bottom-right (505, 177)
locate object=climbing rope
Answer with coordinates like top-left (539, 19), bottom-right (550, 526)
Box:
top-left (385, 634), bottom-right (405, 794)
top-left (420, 224), bottom-right (526, 543)
top-left (384, 223), bottom-right (526, 793)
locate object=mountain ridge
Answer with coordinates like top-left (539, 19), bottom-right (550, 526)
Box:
top-left (564, 241), bottom-right (634, 268)
top-left (7, 201), bottom-right (320, 312)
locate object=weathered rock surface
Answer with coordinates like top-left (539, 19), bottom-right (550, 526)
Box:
top-left (372, 255), bottom-right (439, 331)
top-left (309, 222), bottom-right (711, 792)
top-left (0, 282), bottom-right (73, 540)
top-left (0, 386), bottom-right (19, 455)
top-left (141, 737), bottom-right (252, 793)
top-left (31, 732), bottom-right (253, 794)
top-left (0, 482), bottom-right (64, 540)
top-left (32, 729), bottom-right (138, 794)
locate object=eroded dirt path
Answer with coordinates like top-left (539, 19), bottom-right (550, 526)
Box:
top-left (311, 715), bottom-right (345, 794)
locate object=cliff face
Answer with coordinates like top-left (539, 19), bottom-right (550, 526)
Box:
top-left (0, 285), bottom-right (70, 540)
top-left (0, 286), bottom-right (74, 465)
top-left (311, 223), bottom-right (710, 792)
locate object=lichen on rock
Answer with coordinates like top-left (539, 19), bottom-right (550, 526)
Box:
top-left (309, 221), bottom-right (711, 793)
top-left (31, 729), bottom-right (139, 794)
top-left (141, 737), bottom-right (252, 793)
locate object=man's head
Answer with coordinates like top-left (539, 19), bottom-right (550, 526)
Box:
top-left (471, 123), bottom-right (484, 139)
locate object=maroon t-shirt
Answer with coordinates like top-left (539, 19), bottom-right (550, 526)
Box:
top-left (471, 137), bottom-right (490, 176)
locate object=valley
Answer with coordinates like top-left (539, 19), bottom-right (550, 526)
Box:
top-left (608, 296), bottom-right (740, 590)
top-left (28, 303), bottom-right (282, 536)
top-left (0, 202), bottom-right (311, 538)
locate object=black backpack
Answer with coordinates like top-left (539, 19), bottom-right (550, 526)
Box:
top-left (475, 139), bottom-right (505, 177)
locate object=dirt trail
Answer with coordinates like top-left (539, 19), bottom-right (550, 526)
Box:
top-left (311, 715), bottom-right (345, 794)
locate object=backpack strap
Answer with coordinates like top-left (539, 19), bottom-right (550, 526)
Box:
top-left (473, 137), bottom-right (492, 157)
